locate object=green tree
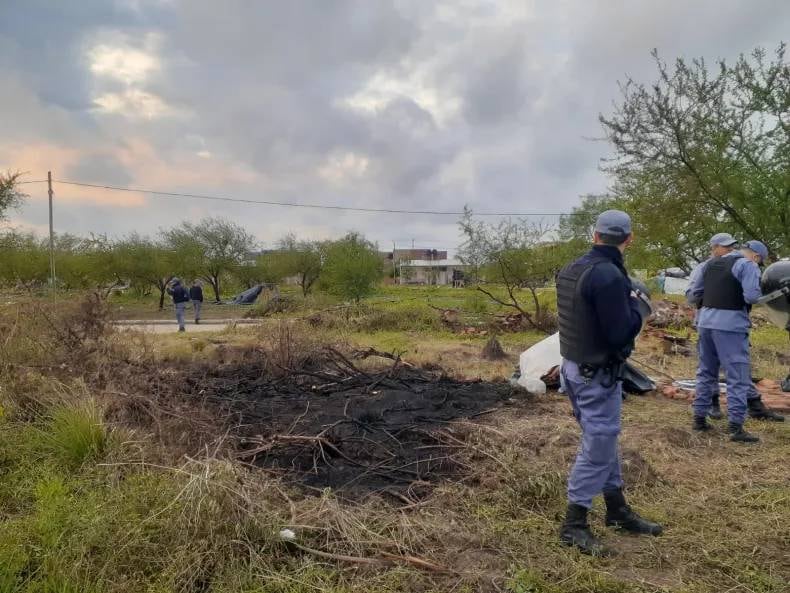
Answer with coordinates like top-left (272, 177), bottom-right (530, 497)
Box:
top-left (599, 44), bottom-right (790, 258)
top-left (47, 233), bottom-right (115, 289)
top-left (560, 192), bottom-right (707, 274)
top-left (164, 218), bottom-right (256, 302)
top-left (0, 172), bottom-right (26, 221)
top-left (0, 230), bottom-right (48, 286)
top-left (112, 235), bottom-right (176, 309)
top-left (320, 233), bottom-right (382, 303)
top-left (268, 234), bottom-right (325, 296)
top-left (459, 210), bottom-right (584, 332)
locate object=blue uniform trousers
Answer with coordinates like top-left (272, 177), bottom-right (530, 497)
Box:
top-left (695, 334), bottom-right (760, 407)
top-left (562, 360), bottom-right (623, 509)
top-left (693, 328), bottom-right (749, 424)
top-left (175, 302), bottom-right (186, 330)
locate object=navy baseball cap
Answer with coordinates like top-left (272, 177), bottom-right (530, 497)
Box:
top-left (744, 240), bottom-right (769, 261)
top-left (709, 232), bottom-right (737, 247)
top-left (594, 210), bottom-right (632, 236)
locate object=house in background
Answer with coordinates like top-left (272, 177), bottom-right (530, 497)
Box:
top-left (398, 258), bottom-right (468, 286)
top-left (390, 248), bottom-right (448, 263)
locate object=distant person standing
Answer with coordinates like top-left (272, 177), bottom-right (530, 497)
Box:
top-left (189, 280), bottom-right (204, 324)
top-left (167, 277), bottom-right (190, 332)
top-left (656, 270), bottom-right (666, 294)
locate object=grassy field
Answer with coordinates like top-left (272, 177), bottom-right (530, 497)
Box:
top-left (0, 286), bottom-right (788, 593)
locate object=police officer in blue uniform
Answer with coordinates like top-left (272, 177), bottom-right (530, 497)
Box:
top-left (687, 238), bottom-right (768, 441)
top-left (556, 210), bottom-right (662, 556)
top-left (687, 235), bottom-right (784, 422)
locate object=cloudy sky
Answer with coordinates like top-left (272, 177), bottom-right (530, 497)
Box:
top-left (1, 1), bottom-right (787, 253)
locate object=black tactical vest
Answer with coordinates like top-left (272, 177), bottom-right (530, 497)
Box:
top-left (702, 255), bottom-right (746, 310)
top-left (556, 255), bottom-right (630, 367)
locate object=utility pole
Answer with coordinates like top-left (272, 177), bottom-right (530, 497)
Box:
top-left (392, 241), bottom-right (400, 284)
top-left (48, 171), bottom-right (56, 287)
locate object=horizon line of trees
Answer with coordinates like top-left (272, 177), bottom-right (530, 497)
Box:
top-left (0, 217), bottom-right (385, 307)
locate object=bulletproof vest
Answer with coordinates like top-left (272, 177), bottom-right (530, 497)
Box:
top-left (556, 255), bottom-right (630, 367)
top-left (702, 255), bottom-right (746, 310)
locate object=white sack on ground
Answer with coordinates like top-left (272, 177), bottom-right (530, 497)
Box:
top-left (517, 332), bottom-right (561, 392)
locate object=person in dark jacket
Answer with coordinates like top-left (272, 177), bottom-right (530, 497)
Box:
top-left (189, 280), bottom-right (204, 324)
top-left (556, 210), bottom-right (662, 556)
top-left (166, 277), bottom-right (190, 332)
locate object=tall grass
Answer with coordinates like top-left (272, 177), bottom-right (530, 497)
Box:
top-left (43, 399), bottom-right (107, 469)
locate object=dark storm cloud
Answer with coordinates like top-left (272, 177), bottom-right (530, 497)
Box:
top-left (1, 0), bottom-right (788, 252)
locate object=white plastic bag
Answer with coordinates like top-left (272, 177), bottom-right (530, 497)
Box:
top-left (517, 332), bottom-right (561, 392)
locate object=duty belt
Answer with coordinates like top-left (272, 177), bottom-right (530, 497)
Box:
top-left (579, 361), bottom-right (625, 388)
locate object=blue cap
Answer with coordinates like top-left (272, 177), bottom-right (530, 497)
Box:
top-left (709, 232), bottom-right (737, 247)
top-left (594, 210), bottom-right (632, 236)
top-left (744, 240), bottom-right (769, 261)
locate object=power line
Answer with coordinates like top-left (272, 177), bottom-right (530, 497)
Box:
top-left (21, 178), bottom-right (579, 217)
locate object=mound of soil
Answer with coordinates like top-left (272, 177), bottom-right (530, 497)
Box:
top-left (481, 337), bottom-right (508, 360)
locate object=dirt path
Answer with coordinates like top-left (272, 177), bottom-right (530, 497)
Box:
top-left (112, 319), bottom-right (262, 333)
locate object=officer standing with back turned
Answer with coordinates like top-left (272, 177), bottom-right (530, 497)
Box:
top-left (556, 210), bottom-right (662, 556)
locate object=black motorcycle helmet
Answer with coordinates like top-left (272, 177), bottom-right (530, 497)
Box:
top-left (761, 260), bottom-right (790, 331)
top-left (629, 276), bottom-right (653, 322)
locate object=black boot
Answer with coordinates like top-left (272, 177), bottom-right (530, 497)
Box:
top-left (603, 489), bottom-right (663, 536)
top-left (559, 503), bottom-right (613, 556)
top-left (693, 415), bottom-right (711, 432)
top-left (747, 398), bottom-right (785, 422)
top-left (728, 422), bottom-right (759, 443)
top-left (707, 394), bottom-right (723, 420)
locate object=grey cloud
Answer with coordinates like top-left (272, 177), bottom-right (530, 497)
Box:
top-left (462, 41), bottom-right (530, 126)
top-left (2, 0), bottom-right (788, 254)
top-left (66, 154), bottom-right (133, 186)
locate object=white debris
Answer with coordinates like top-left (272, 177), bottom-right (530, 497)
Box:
top-left (279, 528), bottom-right (296, 541)
top-left (521, 377), bottom-right (547, 395)
top-left (517, 332), bottom-right (561, 391)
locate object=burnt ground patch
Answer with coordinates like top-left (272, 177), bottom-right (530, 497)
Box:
top-left (104, 346), bottom-right (525, 500)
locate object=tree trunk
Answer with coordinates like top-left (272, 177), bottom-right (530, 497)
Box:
top-left (211, 275), bottom-right (221, 302)
top-left (529, 287), bottom-right (541, 319)
top-left (157, 276), bottom-right (172, 310)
